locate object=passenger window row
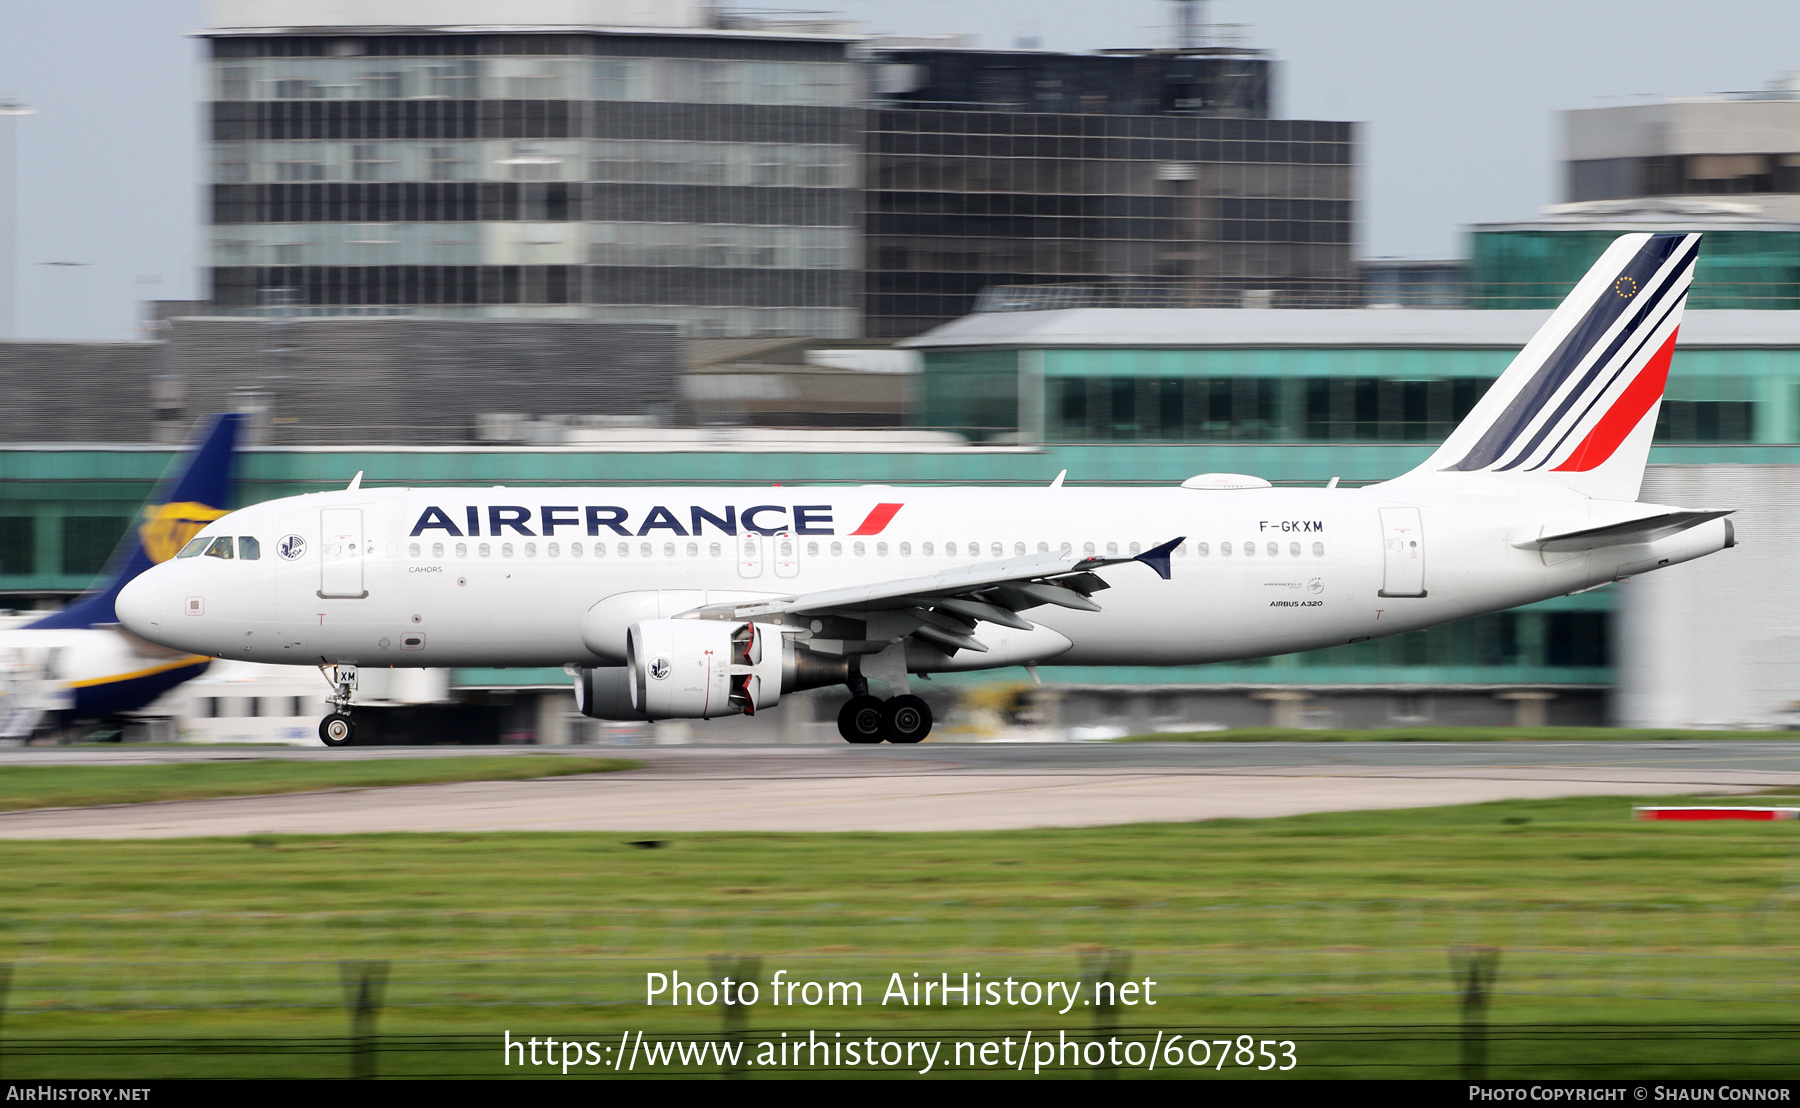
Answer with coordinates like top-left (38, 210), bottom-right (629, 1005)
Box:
top-left (395, 537), bottom-right (1327, 560)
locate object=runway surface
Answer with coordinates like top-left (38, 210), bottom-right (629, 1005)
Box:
top-left (2, 741), bottom-right (1798, 837)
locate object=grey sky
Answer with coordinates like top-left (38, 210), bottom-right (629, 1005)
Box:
top-left (3, 0), bottom-right (1799, 339)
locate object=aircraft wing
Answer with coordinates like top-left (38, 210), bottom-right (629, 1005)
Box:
top-left (1515, 510), bottom-right (1732, 553)
top-left (684, 537), bottom-right (1184, 655)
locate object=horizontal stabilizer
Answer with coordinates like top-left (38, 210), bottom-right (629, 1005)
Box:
top-left (1514, 510), bottom-right (1732, 553)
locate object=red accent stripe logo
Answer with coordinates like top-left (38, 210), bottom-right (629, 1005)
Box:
top-left (1552, 328), bottom-right (1679, 473)
top-left (848, 502), bottom-right (904, 535)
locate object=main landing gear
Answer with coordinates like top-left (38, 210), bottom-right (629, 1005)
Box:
top-left (837, 693), bottom-right (933, 744)
top-left (318, 664), bottom-right (359, 747)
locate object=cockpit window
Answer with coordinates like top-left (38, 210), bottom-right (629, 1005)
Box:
top-left (203, 536), bottom-right (235, 560)
top-left (175, 537), bottom-right (210, 559)
top-left (239, 536), bottom-right (261, 561)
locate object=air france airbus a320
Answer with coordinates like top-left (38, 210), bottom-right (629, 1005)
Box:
top-left (118, 233), bottom-right (1733, 746)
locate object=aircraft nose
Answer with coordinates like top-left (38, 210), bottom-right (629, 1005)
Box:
top-left (115, 573), bottom-right (163, 635)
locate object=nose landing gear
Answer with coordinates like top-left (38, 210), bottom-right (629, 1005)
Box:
top-left (318, 664), bottom-right (359, 747)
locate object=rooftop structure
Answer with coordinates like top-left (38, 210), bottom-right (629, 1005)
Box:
top-left (1563, 78), bottom-right (1800, 220)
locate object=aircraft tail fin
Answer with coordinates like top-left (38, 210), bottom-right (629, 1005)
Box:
top-left (26, 414), bottom-right (243, 630)
top-left (1409, 231), bottom-right (1699, 500)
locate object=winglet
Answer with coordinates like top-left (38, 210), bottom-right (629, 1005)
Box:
top-left (346, 471), bottom-right (364, 491)
top-left (1135, 536), bottom-right (1184, 580)
top-left (1049, 469), bottom-right (1066, 488)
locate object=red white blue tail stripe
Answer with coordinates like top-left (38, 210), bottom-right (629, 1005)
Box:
top-left (1443, 232), bottom-right (1698, 478)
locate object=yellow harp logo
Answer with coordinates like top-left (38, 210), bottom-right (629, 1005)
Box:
top-left (140, 502), bottom-right (230, 564)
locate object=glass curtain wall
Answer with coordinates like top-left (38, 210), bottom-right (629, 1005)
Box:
top-left (923, 345), bottom-right (1792, 444)
top-left (1468, 229), bottom-right (1800, 310)
top-left (865, 111), bottom-right (1357, 338)
top-left (206, 33), bottom-right (864, 336)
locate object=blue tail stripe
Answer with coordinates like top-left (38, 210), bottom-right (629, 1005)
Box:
top-left (1448, 233), bottom-right (1687, 472)
top-left (25, 414), bottom-right (242, 631)
top-left (1493, 240), bottom-right (1696, 471)
top-left (1524, 286), bottom-right (1690, 472)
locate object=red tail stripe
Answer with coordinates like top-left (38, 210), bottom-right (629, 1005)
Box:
top-left (848, 502), bottom-right (904, 535)
top-left (1551, 328), bottom-right (1679, 473)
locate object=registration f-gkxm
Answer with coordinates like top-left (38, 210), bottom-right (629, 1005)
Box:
top-left (117, 234), bottom-right (1731, 745)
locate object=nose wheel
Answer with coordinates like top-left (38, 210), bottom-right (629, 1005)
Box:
top-left (317, 664), bottom-right (360, 748)
top-left (319, 713), bottom-right (355, 747)
top-left (837, 694), bottom-right (933, 744)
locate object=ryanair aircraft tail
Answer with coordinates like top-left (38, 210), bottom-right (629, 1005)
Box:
top-left (26, 414), bottom-right (243, 631)
top-left (1410, 232), bottom-right (1699, 501)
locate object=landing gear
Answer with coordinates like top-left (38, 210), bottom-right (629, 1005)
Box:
top-left (882, 695), bottom-right (932, 744)
top-left (837, 693), bottom-right (934, 744)
top-left (319, 713), bottom-right (355, 747)
top-left (837, 695), bottom-right (887, 744)
top-left (318, 664), bottom-right (359, 748)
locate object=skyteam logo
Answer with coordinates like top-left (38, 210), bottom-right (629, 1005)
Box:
top-left (408, 502), bottom-right (906, 539)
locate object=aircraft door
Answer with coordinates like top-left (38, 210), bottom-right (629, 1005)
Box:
top-left (1378, 506), bottom-right (1426, 598)
top-left (773, 531), bottom-right (799, 579)
top-left (736, 534), bottom-right (763, 579)
top-left (319, 508), bottom-right (368, 599)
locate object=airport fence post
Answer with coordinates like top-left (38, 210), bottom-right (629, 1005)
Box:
top-left (0, 962), bottom-right (10, 1079)
top-left (709, 955), bottom-right (761, 1078)
top-left (1449, 946), bottom-right (1500, 1078)
top-left (339, 960), bottom-right (390, 1080)
top-left (1079, 949), bottom-right (1130, 1079)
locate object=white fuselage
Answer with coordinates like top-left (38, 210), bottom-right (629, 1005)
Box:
top-left (115, 482), bottom-right (1729, 672)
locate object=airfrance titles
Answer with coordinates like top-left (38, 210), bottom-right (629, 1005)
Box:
top-left (411, 503), bottom-right (841, 539)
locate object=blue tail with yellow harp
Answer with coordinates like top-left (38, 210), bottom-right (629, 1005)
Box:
top-left (27, 414), bottom-right (243, 631)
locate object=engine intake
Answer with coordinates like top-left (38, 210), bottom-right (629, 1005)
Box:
top-left (573, 619), bottom-right (849, 721)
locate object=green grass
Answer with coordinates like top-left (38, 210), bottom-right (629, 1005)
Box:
top-left (1121, 726), bottom-right (1797, 742)
top-left (0, 755), bottom-right (640, 812)
top-left (1, 794), bottom-right (1798, 1077)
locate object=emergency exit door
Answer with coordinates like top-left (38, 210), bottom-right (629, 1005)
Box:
top-left (739, 533), bottom-right (800, 579)
top-left (1378, 506), bottom-right (1426, 598)
top-left (319, 508), bottom-right (368, 599)
top-left (772, 531), bottom-right (800, 579)
top-left (736, 534), bottom-right (763, 579)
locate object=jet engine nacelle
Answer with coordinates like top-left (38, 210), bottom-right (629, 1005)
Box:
top-left (628, 618), bottom-right (779, 719)
top-left (573, 618), bottom-right (850, 721)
